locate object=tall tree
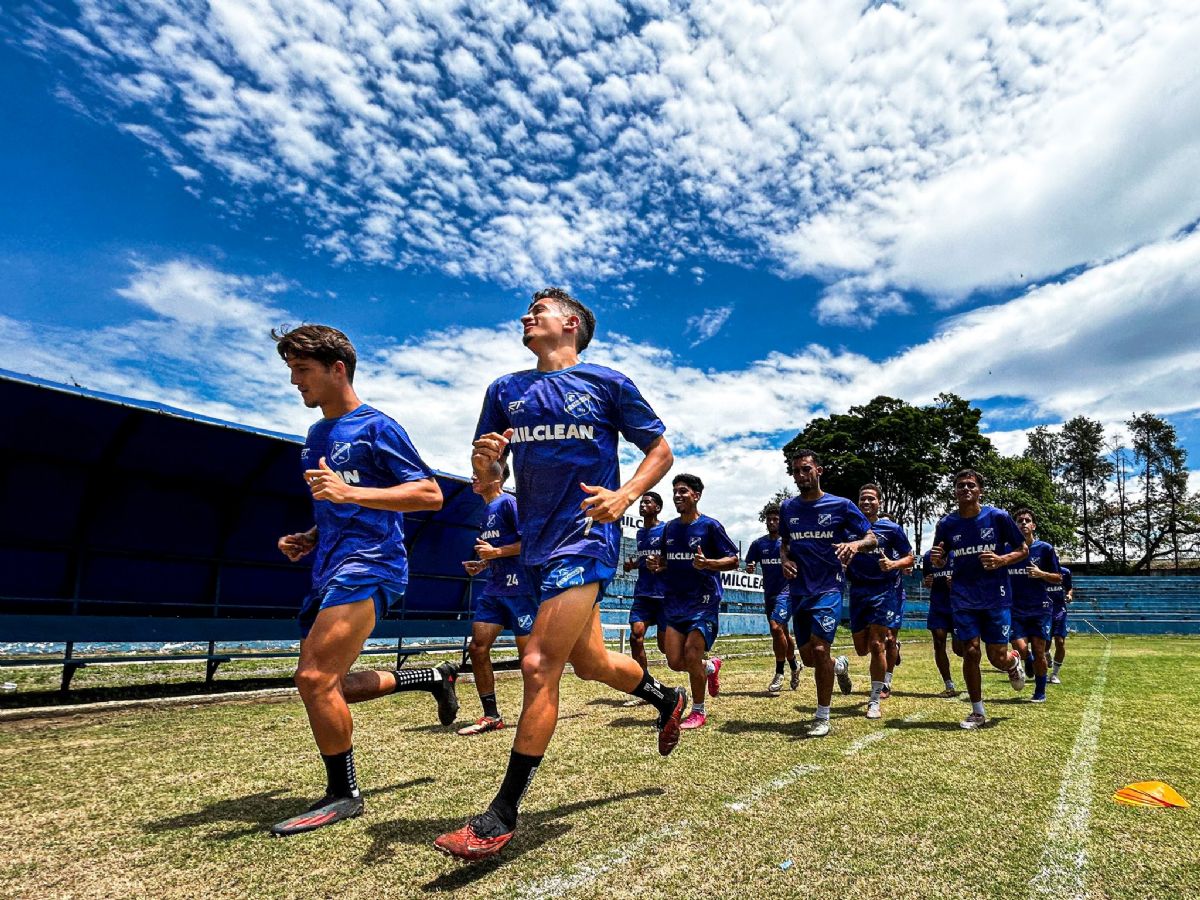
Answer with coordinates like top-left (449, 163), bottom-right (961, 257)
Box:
top-left (1060, 416), bottom-right (1113, 567)
top-left (1126, 412), bottom-right (1192, 571)
top-left (972, 452), bottom-right (1076, 549)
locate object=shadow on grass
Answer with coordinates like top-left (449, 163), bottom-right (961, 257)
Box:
top-left (887, 716), bottom-right (1010, 730)
top-left (144, 778), bottom-right (436, 840)
top-left (718, 718), bottom-right (809, 738)
top-left (357, 787), bottom-right (666, 889)
top-left (0, 676), bottom-right (297, 710)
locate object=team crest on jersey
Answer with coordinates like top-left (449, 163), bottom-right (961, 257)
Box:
top-left (564, 391), bottom-right (596, 419)
top-left (331, 441), bottom-right (352, 465)
top-left (688, 536), bottom-right (702, 548)
top-left (487, 514), bottom-right (497, 527)
top-left (517, 614), bottom-right (534, 630)
top-left (980, 527), bottom-right (995, 540)
top-left (818, 514), bottom-right (832, 526)
top-left (507, 400), bottom-right (525, 414)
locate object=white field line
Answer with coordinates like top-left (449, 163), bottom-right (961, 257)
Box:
top-left (1032, 642), bottom-right (1112, 900)
top-left (726, 763), bottom-right (823, 812)
top-left (843, 710), bottom-right (927, 756)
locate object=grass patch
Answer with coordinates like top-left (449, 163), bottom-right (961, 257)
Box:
top-left (1, 635), bottom-right (1196, 898)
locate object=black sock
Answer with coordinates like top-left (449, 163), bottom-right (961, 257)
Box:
top-left (629, 671), bottom-right (677, 715)
top-left (775, 659), bottom-right (786, 675)
top-left (489, 750), bottom-right (542, 829)
top-left (480, 692), bottom-right (500, 719)
top-left (789, 657), bottom-right (799, 671)
top-left (321, 748), bottom-right (360, 799)
top-left (391, 667), bottom-right (438, 693)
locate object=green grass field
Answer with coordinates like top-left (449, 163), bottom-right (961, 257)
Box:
top-left (2, 635), bottom-right (1197, 899)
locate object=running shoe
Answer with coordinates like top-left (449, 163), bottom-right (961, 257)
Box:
top-left (939, 687), bottom-right (961, 698)
top-left (1049, 673), bottom-right (1062, 685)
top-left (680, 711), bottom-right (707, 730)
top-left (1030, 693), bottom-right (1047, 704)
top-left (456, 715), bottom-right (504, 736)
top-left (1007, 655), bottom-right (1026, 692)
top-left (835, 655), bottom-right (852, 695)
top-left (790, 664), bottom-right (802, 691)
top-left (271, 794), bottom-right (364, 837)
top-left (768, 672), bottom-right (785, 693)
top-left (880, 683), bottom-right (892, 700)
top-left (866, 701), bottom-right (882, 720)
top-left (807, 717), bottom-right (831, 738)
top-left (433, 662), bottom-right (460, 725)
top-left (960, 712), bottom-right (987, 730)
top-left (434, 808), bottom-right (515, 861)
top-left (656, 687), bottom-right (688, 756)
top-left (707, 657), bottom-right (723, 697)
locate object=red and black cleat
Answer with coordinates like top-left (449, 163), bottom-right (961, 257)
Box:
top-left (433, 809), bottom-right (515, 861)
top-left (270, 794), bottom-right (364, 837)
top-left (433, 662), bottom-right (461, 726)
top-left (657, 687), bottom-right (688, 756)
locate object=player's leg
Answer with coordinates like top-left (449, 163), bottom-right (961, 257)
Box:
top-left (865, 622), bottom-right (888, 718)
top-left (883, 628), bottom-right (899, 696)
top-left (1030, 634), bottom-right (1049, 702)
top-left (681, 628), bottom-right (712, 728)
top-left (629, 619), bottom-right (650, 672)
top-left (1051, 629), bottom-right (1066, 683)
top-left (930, 628), bottom-right (957, 695)
top-left (457, 622), bottom-right (505, 735)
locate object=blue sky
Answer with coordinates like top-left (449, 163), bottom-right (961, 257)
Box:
top-left (3, 1), bottom-right (1200, 541)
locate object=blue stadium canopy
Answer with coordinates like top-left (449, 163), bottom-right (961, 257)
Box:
top-left (0, 370), bottom-right (485, 642)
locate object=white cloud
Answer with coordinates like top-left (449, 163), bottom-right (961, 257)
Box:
top-left (16, 1), bottom-right (1200, 321)
top-left (684, 305), bottom-right (733, 347)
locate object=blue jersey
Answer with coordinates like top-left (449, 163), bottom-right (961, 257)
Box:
top-left (1008, 539), bottom-right (1061, 615)
top-left (661, 515), bottom-right (739, 610)
top-left (478, 493), bottom-right (528, 597)
top-left (922, 549), bottom-right (952, 612)
top-left (932, 505), bottom-right (1025, 611)
top-left (633, 523), bottom-right (667, 599)
top-left (301, 405), bottom-right (434, 593)
top-left (475, 363), bottom-right (665, 568)
top-left (847, 517), bottom-right (912, 596)
top-left (780, 493), bottom-right (872, 597)
top-left (1048, 566), bottom-right (1072, 614)
top-left (746, 534), bottom-right (786, 598)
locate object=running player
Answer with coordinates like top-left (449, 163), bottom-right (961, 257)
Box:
top-left (269, 324), bottom-right (458, 837)
top-left (845, 485), bottom-right (913, 719)
top-left (458, 463), bottom-right (537, 735)
top-left (745, 503), bottom-right (801, 693)
top-left (1007, 507), bottom-right (1062, 703)
top-left (1048, 566), bottom-right (1073, 683)
top-left (435, 288), bottom-right (685, 861)
top-left (778, 451), bottom-right (876, 737)
top-left (922, 549), bottom-right (960, 696)
top-left (623, 492), bottom-right (668, 687)
top-left (653, 473), bottom-right (739, 729)
top-left (929, 469), bottom-right (1029, 729)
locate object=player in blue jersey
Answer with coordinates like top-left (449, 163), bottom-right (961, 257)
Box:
top-left (846, 485), bottom-right (914, 719)
top-left (651, 473), bottom-right (740, 729)
top-left (269, 325), bottom-right (458, 837)
top-left (623, 492), bottom-right (668, 679)
top-left (1049, 566), bottom-right (1073, 683)
top-left (746, 503), bottom-right (802, 693)
top-left (922, 549), bottom-right (961, 696)
top-left (929, 469), bottom-right (1029, 729)
top-left (436, 288), bottom-right (683, 861)
top-left (458, 463), bottom-right (537, 735)
top-left (778, 451), bottom-right (876, 737)
top-left (1007, 507), bottom-right (1062, 702)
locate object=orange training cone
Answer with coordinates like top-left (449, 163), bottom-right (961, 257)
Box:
top-left (1113, 781), bottom-right (1190, 808)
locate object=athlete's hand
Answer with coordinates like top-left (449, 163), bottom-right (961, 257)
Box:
top-left (1027, 561), bottom-right (1046, 580)
top-left (278, 531), bottom-right (316, 562)
top-left (462, 559), bottom-right (488, 576)
top-left (472, 429), bottom-right (514, 468)
top-left (692, 546), bottom-right (710, 571)
top-left (930, 542), bottom-right (947, 567)
top-left (305, 457), bottom-right (355, 503)
top-left (745, 561), bottom-right (757, 574)
top-left (979, 550), bottom-right (1001, 571)
top-left (623, 556), bottom-right (639, 572)
top-left (877, 557), bottom-right (894, 574)
top-left (782, 560), bottom-right (798, 579)
top-left (923, 574), bottom-right (934, 588)
top-left (833, 541), bottom-right (858, 566)
top-left (647, 555), bottom-right (666, 573)
top-left (578, 482), bottom-right (630, 524)
top-left (475, 538), bottom-right (501, 561)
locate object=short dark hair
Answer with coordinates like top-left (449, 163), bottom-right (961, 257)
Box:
top-left (1014, 507), bottom-right (1035, 523)
top-left (859, 483), bottom-right (882, 500)
top-left (954, 468), bottom-right (984, 489)
top-left (272, 324), bottom-right (357, 383)
top-left (764, 503), bottom-right (781, 517)
top-left (672, 473), bottom-right (704, 494)
top-left (532, 287), bottom-right (596, 351)
top-left (642, 491), bottom-right (663, 509)
top-left (789, 449), bottom-right (821, 467)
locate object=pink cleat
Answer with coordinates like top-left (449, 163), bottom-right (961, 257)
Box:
top-left (679, 711), bottom-right (707, 730)
top-left (707, 657), bottom-right (723, 697)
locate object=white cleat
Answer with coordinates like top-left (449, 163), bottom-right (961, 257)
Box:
top-left (866, 701), bottom-right (882, 720)
top-left (1008, 661), bottom-right (1026, 692)
top-left (768, 672), bottom-right (785, 693)
top-left (807, 718), bottom-right (831, 738)
top-left (835, 655), bottom-right (853, 695)
top-left (960, 711), bottom-right (987, 730)
top-left (790, 665), bottom-right (802, 690)
top-left (1049, 673), bottom-right (1062, 685)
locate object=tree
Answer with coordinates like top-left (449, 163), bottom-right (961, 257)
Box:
top-left (1126, 412), bottom-right (1193, 571)
top-left (758, 488), bottom-right (794, 523)
top-left (1060, 416), bottom-right (1113, 567)
top-left (974, 452), bottom-right (1076, 549)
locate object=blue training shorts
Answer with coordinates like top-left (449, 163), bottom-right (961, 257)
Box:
top-left (1051, 609), bottom-right (1069, 638)
top-left (663, 610), bottom-right (720, 651)
top-left (1012, 611), bottom-right (1052, 644)
top-left (926, 600), bottom-right (954, 633)
top-left (849, 588), bottom-right (893, 634)
top-left (629, 594), bottom-right (665, 627)
top-left (952, 606), bottom-right (1012, 645)
top-left (765, 591), bottom-right (791, 624)
top-left (474, 590), bottom-right (538, 636)
top-left (790, 589), bottom-right (843, 646)
top-left (532, 555), bottom-right (616, 605)
top-left (299, 574), bottom-right (405, 639)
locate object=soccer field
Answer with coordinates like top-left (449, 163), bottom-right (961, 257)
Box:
top-left (2, 635), bottom-right (1197, 899)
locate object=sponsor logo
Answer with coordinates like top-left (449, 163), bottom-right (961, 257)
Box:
top-left (818, 513), bottom-right (833, 526)
top-left (331, 441), bottom-right (352, 466)
top-left (789, 530), bottom-right (835, 540)
top-left (517, 614), bottom-right (534, 630)
top-left (564, 391), bottom-right (596, 418)
top-left (507, 400), bottom-right (526, 414)
top-left (980, 527), bottom-right (995, 540)
top-left (337, 470), bottom-right (360, 484)
top-left (508, 423), bottom-right (596, 443)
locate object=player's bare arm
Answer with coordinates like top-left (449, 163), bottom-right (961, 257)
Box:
top-left (579, 434), bottom-right (673, 524)
top-left (278, 526), bottom-right (318, 562)
top-left (834, 530), bottom-right (877, 566)
top-left (305, 456), bottom-right (443, 512)
top-left (692, 545), bottom-right (739, 572)
top-left (475, 538), bottom-right (521, 561)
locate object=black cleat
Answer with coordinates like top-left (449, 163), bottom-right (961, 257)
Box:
top-left (433, 662), bottom-right (460, 725)
top-left (656, 687), bottom-right (688, 756)
top-left (270, 794), bottom-right (364, 837)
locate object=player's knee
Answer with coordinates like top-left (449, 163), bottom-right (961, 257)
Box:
top-left (520, 650), bottom-right (554, 686)
top-left (468, 639), bottom-right (490, 662)
top-left (868, 637), bottom-right (886, 656)
top-left (294, 665), bottom-right (337, 700)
